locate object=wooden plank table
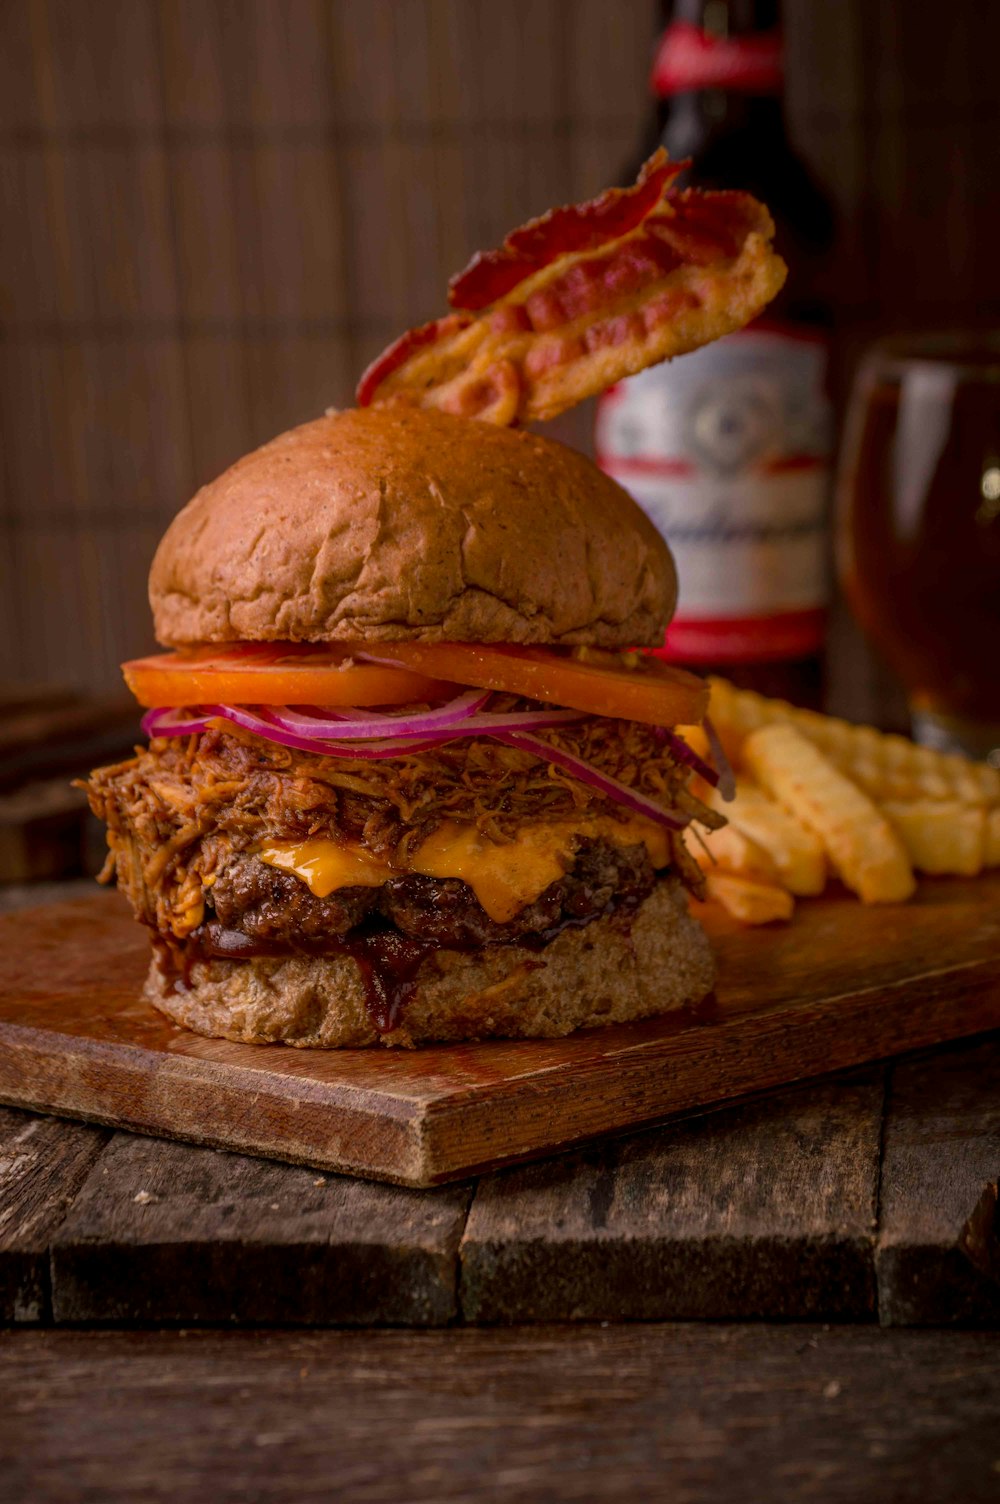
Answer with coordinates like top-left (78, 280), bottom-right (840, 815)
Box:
top-left (0, 1031), bottom-right (996, 1328)
top-left (2, 1326), bottom-right (999, 1504)
top-left (2, 879), bottom-right (999, 1186)
top-left (1, 739), bottom-right (998, 1504)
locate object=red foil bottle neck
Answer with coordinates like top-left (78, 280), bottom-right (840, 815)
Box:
top-left (650, 20), bottom-right (784, 98)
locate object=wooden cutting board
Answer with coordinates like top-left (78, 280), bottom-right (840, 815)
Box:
top-left (0, 882), bottom-right (998, 1186)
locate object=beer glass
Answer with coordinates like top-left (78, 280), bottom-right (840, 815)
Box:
top-left (836, 336), bottom-right (1000, 762)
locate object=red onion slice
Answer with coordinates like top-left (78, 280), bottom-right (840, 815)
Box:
top-left (428, 707), bottom-right (585, 734)
top-left (144, 698), bottom-right (587, 756)
top-left (206, 703), bottom-right (460, 758)
top-left (229, 705), bottom-right (589, 757)
top-left (703, 715), bottom-right (736, 801)
top-left (494, 729), bottom-right (691, 831)
top-left (657, 728), bottom-right (720, 788)
top-left (141, 707), bottom-right (213, 738)
top-left (141, 703), bottom-right (697, 825)
top-left (275, 697), bottom-right (588, 736)
top-left (259, 688), bottom-right (490, 740)
top-left (189, 704), bottom-right (439, 757)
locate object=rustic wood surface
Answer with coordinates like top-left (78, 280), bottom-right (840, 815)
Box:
top-left (4, 0), bottom-right (1000, 698)
top-left (0, 1106), bottom-right (107, 1323)
top-left (877, 1036), bottom-right (1000, 1328)
top-left (2, 881), bottom-right (999, 1186)
top-left (2, 1325), bottom-right (999, 1504)
top-left (49, 1131), bottom-right (470, 1327)
top-left (460, 1073), bottom-right (883, 1322)
top-left (0, 1035), bottom-right (997, 1327)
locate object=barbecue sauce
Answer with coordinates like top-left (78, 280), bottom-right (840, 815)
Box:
top-left (153, 892), bottom-right (643, 1036)
top-left (175, 921), bottom-right (437, 1034)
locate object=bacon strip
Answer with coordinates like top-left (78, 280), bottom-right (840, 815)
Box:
top-left (356, 150), bottom-right (787, 426)
top-left (448, 152), bottom-right (680, 311)
top-left (355, 315), bottom-right (471, 410)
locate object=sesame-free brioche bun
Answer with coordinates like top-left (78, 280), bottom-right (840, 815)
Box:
top-left (149, 405), bottom-right (677, 650)
top-left (145, 877), bottom-right (714, 1049)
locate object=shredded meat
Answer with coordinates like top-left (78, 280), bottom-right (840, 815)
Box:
top-left (85, 712), bottom-right (721, 941)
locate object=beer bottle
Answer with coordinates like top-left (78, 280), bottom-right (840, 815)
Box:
top-left (595, 0), bottom-right (835, 705)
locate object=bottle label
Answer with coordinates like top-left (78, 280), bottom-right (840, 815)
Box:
top-left (650, 20), bottom-right (784, 98)
top-left (595, 325), bottom-right (831, 664)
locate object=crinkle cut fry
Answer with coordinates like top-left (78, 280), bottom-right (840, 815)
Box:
top-left (707, 676), bottom-right (1000, 807)
top-left (356, 148), bottom-right (787, 425)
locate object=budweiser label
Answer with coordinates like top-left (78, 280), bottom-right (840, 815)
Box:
top-left (595, 326), bottom-right (831, 663)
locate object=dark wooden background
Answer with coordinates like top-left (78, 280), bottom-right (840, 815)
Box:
top-left (1, 0), bottom-right (998, 695)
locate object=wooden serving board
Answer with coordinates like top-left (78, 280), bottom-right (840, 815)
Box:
top-left (0, 883), bottom-right (998, 1186)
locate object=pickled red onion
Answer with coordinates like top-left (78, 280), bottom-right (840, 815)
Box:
top-left (493, 729), bottom-right (690, 831)
top-left (142, 698), bottom-right (587, 755)
top-left (654, 727), bottom-right (720, 788)
top-left (258, 689), bottom-right (490, 739)
top-left (140, 699), bottom-right (706, 828)
top-left (703, 716), bottom-right (736, 801)
top-left (141, 707), bottom-right (213, 738)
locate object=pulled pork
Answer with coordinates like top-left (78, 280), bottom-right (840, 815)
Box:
top-left (86, 714), bottom-right (722, 941)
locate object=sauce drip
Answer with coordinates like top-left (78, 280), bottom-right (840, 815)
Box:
top-left (181, 920), bottom-right (438, 1033)
top-left (154, 892), bottom-right (642, 1036)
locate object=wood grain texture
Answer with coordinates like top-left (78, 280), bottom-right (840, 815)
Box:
top-left (7, 0), bottom-right (1000, 696)
top-left (3, 1326), bottom-right (1000, 1503)
top-left (461, 1073), bottom-right (883, 1322)
top-left (877, 1037), bottom-right (1000, 1327)
top-left (0, 881), bottom-right (999, 1186)
top-left (49, 1131), bottom-right (470, 1326)
top-left (0, 1106), bottom-right (108, 1323)
top-left (1, 0), bottom-right (653, 694)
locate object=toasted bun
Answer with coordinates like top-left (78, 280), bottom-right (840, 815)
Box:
top-left (149, 405), bottom-right (676, 650)
top-left (146, 878), bottom-right (713, 1048)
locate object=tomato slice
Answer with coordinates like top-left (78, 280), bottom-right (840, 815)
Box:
top-left (358, 642), bottom-right (708, 727)
top-left (124, 640), bottom-right (708, 725)
top-left (123, 644), bottom-right (458, 709)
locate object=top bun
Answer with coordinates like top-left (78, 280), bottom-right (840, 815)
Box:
top-left (149, 405), bottom-right (676, 649)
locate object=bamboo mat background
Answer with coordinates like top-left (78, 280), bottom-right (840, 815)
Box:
top-left (1, 0), bottom-right (998, 695)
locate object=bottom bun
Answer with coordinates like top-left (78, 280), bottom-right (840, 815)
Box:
top-left (145, 876), bottom-right (715, 1048)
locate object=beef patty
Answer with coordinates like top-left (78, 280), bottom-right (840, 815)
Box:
top-left (207, 837), bottom-right (656, 950)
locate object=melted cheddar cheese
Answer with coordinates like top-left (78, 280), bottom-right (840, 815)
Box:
top-left (261, 839), bottom-right (396, 896)
top-left (259, 815), bottom-right (671, 925)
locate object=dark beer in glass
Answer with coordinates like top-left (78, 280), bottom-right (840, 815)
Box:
top-left (837, 335), bottom-right (1000, 762)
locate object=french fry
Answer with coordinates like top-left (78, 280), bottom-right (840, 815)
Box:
top-left (703, 776), bottom-right (827, 896)
top-left (705, 871), bottom-right (794, 924)
top-left (704, 678), bottom-right (770, 761)
top-left (814, 729), bottom-right (993, 807)
top-left (880, 800), bottom-right (985, 877)
top-left (742, 724), bottom-right (916, 904)
top-left (707, 677), bottom-right (1000, 807)
top-left (687, 821), bottom-right (781, 884)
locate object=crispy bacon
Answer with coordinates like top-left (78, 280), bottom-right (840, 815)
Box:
top-left (356, 149), bottom-right (786, 426)
top-left (448, 152), bottom-right (681, 310)
top-left (355, 314), bottom-right (472, 409)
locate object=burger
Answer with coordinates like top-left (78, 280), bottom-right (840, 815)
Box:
top-left (84, 404), bottom-right (728, 1047)
top-left (85, 151), bottom-right (781, 1048)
